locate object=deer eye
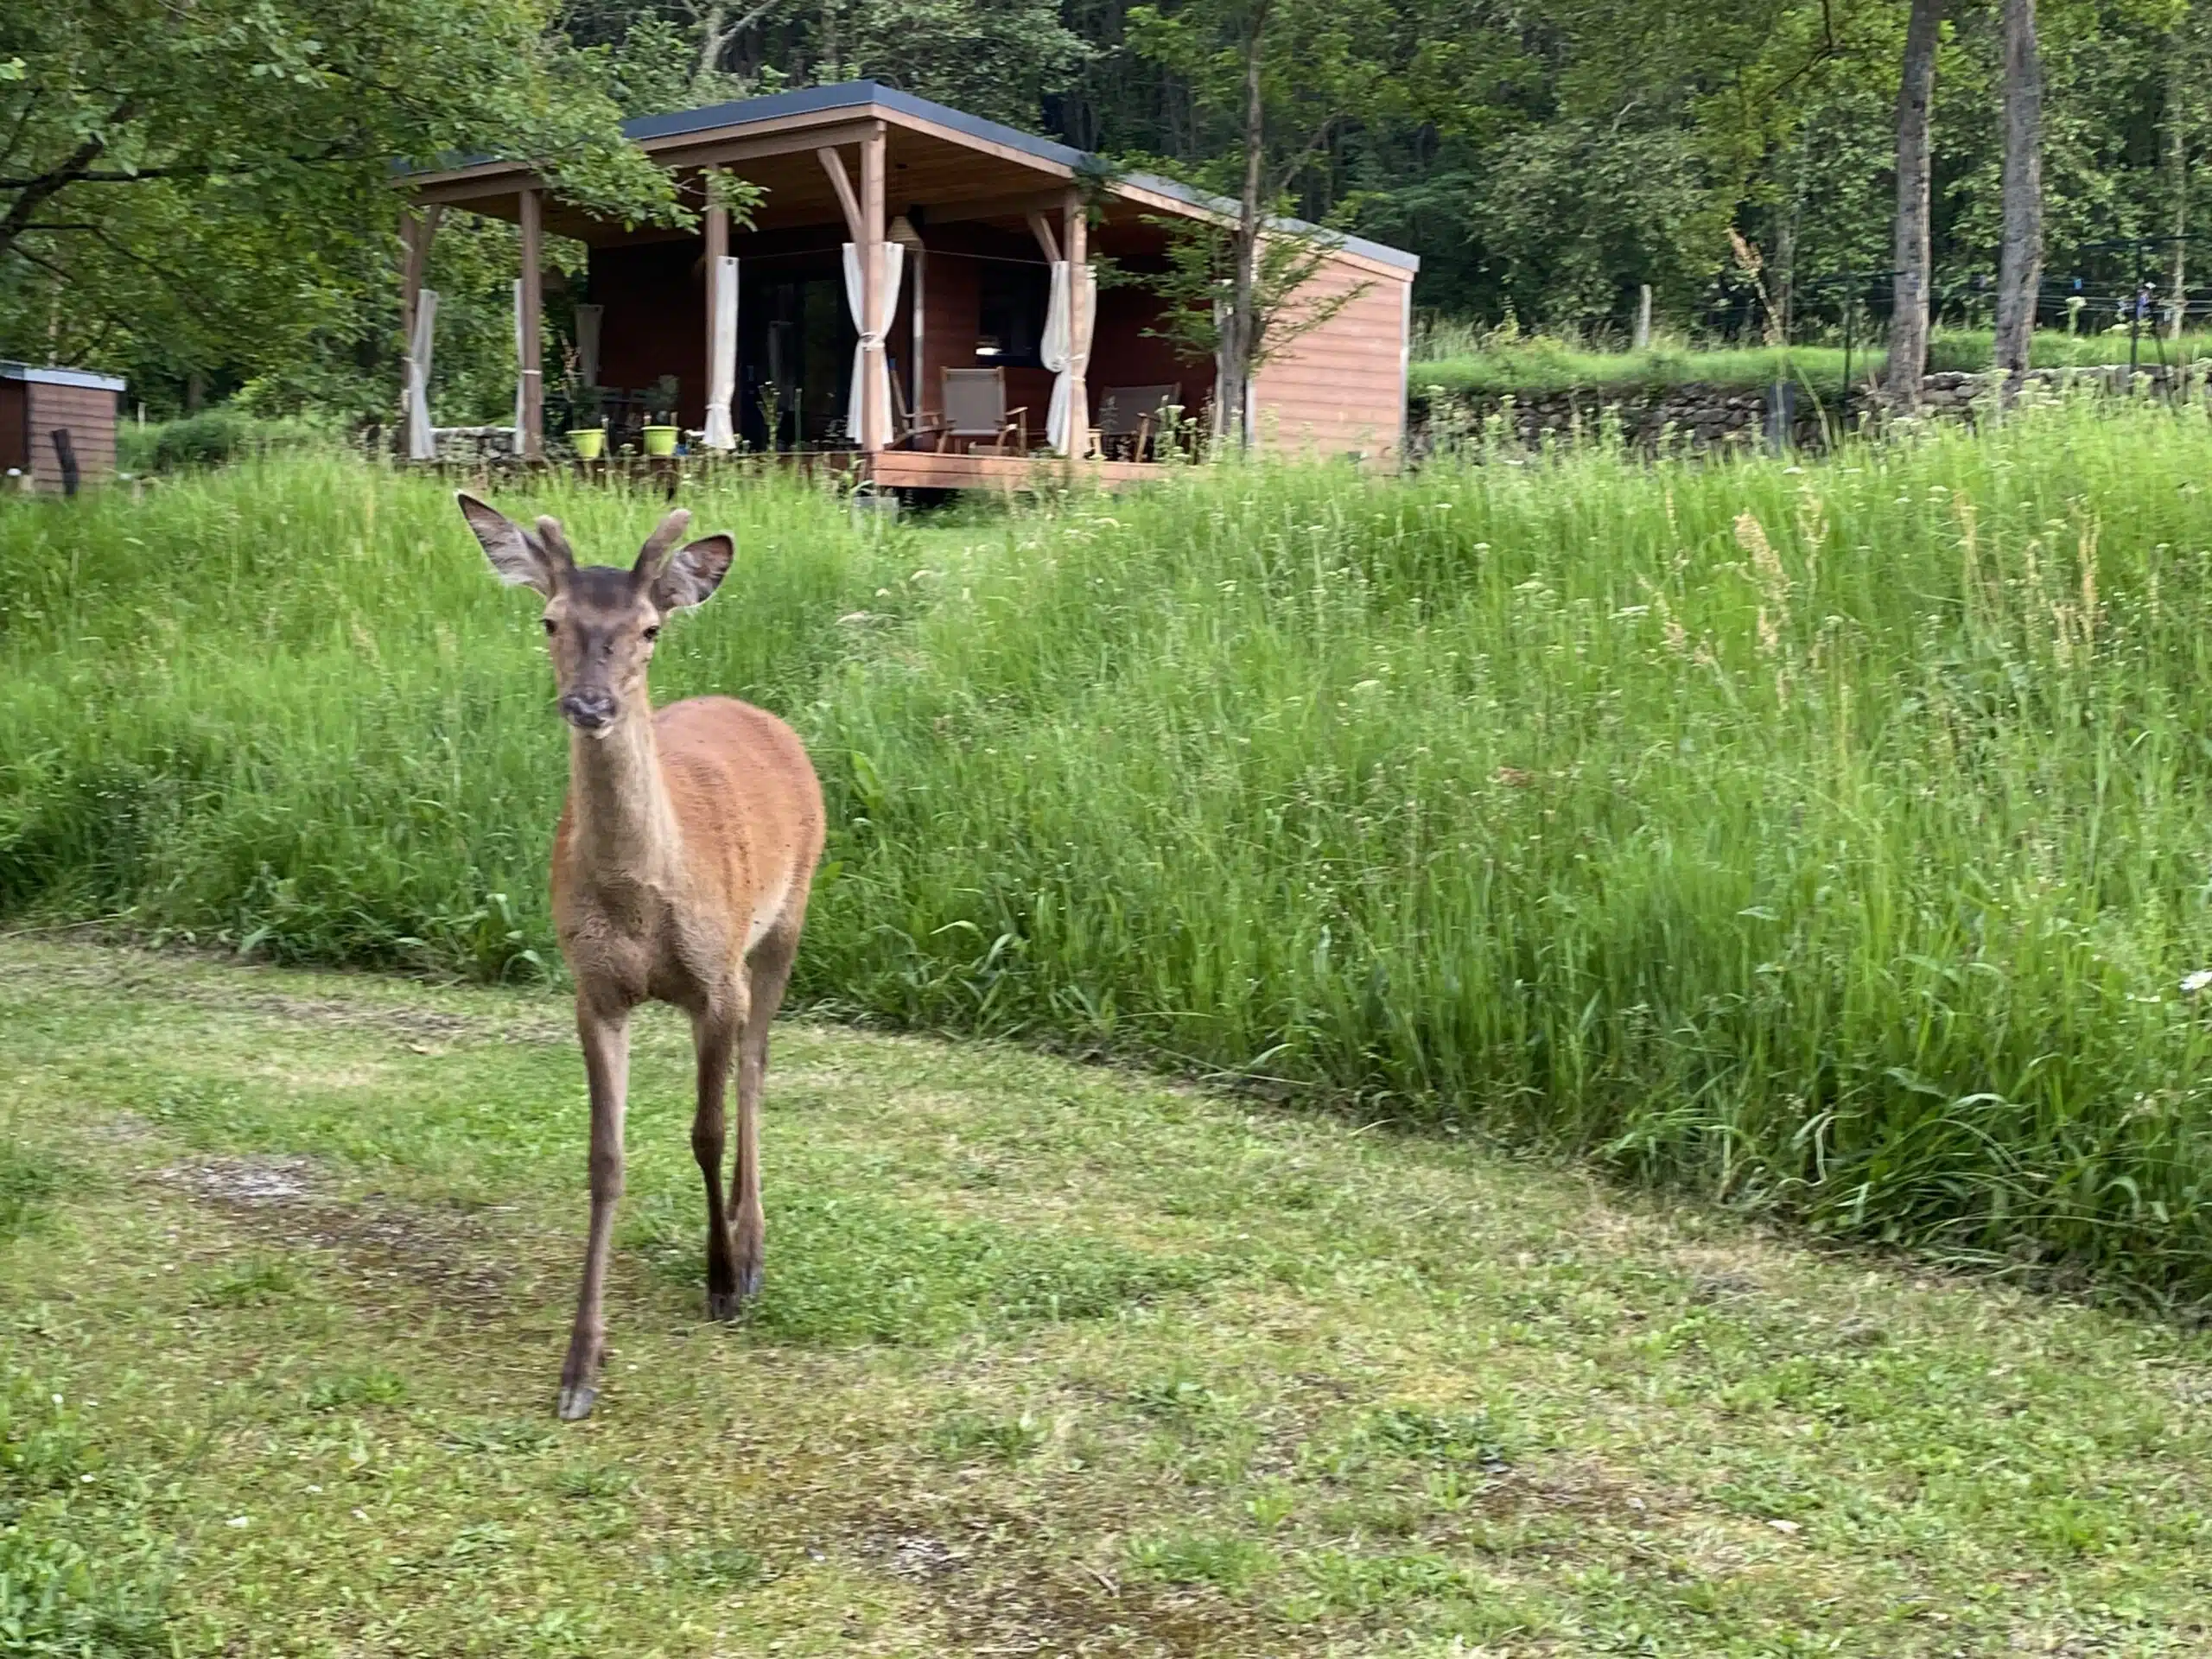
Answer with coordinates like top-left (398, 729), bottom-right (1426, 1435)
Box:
top-left (642, 625), bottom-right (660, 643)
top-left (542, 618), bottom-right (556, 635)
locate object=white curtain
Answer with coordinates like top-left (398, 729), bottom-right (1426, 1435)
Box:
top-left (403, 288), bottom-right (438, 461)
top-left (841, 240), bottom-right (906, 447)
top-left (574, 304), bottom-right (603, 388)
top-left (512, 278), bottom-right (527, 451)
top-left (1043, 260), bottom-right (1097, 457)
top-left (702, 256), bottom-right (738, 450)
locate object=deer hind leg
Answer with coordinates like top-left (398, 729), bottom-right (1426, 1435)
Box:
top-left (693, 993), bottom-right (747, 1322)
top-left (733, 922), bottom-right (799, 1301)
top-left (560, 995), bottom-right (630, 1421)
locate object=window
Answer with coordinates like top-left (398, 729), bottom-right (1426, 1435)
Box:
top-left (976, 262), bottom-right (1049, 368)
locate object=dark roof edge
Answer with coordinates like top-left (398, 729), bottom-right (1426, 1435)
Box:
top-left (632, 82), bottom-right (1419, 274)
top-left (416, 79), bottom-right (1420, 274)
top-left (0, 361), bottom-right (125, 391)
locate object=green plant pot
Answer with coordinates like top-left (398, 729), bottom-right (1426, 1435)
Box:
top-left (569, 428), bottom-right (605, 461)
top-left (642, 425), bottom-right (678, 458)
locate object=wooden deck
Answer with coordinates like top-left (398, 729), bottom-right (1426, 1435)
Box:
top-left (412, 448), bottom-right (1176, 494)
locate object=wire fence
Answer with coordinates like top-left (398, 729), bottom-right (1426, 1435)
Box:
top-left (1693, 232), bottom-right (2212, 383)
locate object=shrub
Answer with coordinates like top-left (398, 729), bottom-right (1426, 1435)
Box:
top-left (118, 407), bottom-right (331, 474)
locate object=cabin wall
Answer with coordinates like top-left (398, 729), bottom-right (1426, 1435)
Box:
top-left (17, 382), bottom-right (118, 490)
top-left (1251, 255), bottom-right (1410, 466)
top-left (1089, 284), bottom-right (1213, 427)
top-left (0, 382), bottom-right (25, 474)
top-left (588, 239), bottom-right (708, 426)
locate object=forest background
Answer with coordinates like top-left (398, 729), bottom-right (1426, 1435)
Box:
top-left (3, 0), bottom-right (2202, 423)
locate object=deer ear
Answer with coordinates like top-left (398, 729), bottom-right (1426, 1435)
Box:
top-left (456, 493), bottom-right (562, 595)
top-left (648, 535), bottom-right (735, 612)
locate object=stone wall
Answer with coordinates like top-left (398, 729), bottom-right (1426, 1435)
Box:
top-left (1408, 361), bottom-right (2210, 455)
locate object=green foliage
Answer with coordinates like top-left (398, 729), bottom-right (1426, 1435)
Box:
top-left (0, 1366), bottom-right (171, 1654)
top-left (16, 420), bottom-right (2212, 1302)
top-left (0, 1152), bottom-right (65, 1243)
top-left (118, 410), bottom-right (333, 474)
top-left (8, 936), bottom-right (2212, 1650)
top-left (0, 0), bottom-right (678, 414)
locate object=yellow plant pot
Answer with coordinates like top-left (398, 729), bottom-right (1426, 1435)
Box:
top-left (569, 429), bottom-right (605, 460)
top-left (642, 426), bottom-right (678, 458)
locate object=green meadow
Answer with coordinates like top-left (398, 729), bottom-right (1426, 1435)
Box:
top-left (7, 399), bottom-right (2212, 1305)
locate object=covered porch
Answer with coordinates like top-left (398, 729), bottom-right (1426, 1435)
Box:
top-left (398, 83), bottom-right (1229, 488)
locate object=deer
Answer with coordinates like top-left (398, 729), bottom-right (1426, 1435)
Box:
top-left (457, 493), bottom-right (824, 1421)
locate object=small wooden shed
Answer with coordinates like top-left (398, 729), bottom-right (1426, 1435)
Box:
top-left (0, 363), bottom-right (124, 493)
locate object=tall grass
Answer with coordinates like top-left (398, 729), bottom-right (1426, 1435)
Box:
top-left (1410, 324), bottom-right (2212, 397)
top-left (8, 412), bottom-right (2212, 1301)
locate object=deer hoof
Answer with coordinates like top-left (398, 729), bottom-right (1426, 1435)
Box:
top-left (707, 1290), bottom-right (744, 1322)
top-left (556, 1383), bottom-right (598, 1421)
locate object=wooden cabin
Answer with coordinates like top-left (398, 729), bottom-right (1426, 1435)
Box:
top-left (400, 81), bottom-right (1419, 487)
top-left (1, 362), bottom-right (124, 493)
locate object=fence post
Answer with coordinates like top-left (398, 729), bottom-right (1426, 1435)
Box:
top-left (50, 429), bottom-right (79, 498)
top-left (1633, 284), bottom-right (1652, 351)
top-left (1764, 382), bottom-right (1796, 455)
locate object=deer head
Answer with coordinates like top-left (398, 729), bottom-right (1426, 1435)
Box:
top-left (458, 493), bottom-right (734, 734)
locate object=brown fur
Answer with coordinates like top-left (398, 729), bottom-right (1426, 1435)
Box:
top-left (457, 493), bottom-right (824, 1420)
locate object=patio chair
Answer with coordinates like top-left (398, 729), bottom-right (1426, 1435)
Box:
top-left (890, 366), bottom-right (945, 450)
top-left (938, 367), bottom-right (1028, 454)
top-left (1096, 384), bottom-right (1180, 461)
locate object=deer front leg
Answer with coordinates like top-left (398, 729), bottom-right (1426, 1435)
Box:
top-left (734, 925), bottom-right (798, 1302)
top-left (559, 995), bottom-right (630, 1421)
top-left (692, 1001), bottom-right (744, 1321)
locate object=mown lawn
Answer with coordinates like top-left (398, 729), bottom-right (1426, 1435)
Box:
top-left (4, 938), bottom-right (2210, 1656)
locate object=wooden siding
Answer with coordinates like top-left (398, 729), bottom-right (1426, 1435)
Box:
top-left (1090, 283), bottom-right (1213, 423)
top-left (589, 239), bottom-right (709, 425)
top-left (21, 382), bottom-right (118, 490)
top-left (1252, 255), bottom-right (1409, 466)
top-left (911, 226), bottom-right (1056, 436)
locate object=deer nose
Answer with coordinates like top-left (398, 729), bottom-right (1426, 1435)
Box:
top-left (558, 690), bottom-right (617, 731)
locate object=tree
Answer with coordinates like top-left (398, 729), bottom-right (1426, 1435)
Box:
top-left (1886, 0), bottom-right (1945, 405)
top-left (0, 0), bottom-right (676, 403)
top-left (1126, 0), bottom-right (1405, 444)
top-left (561, 0), bottom-right (1093, 127)
top-left (1992, 0), bottom-right (2043, 373)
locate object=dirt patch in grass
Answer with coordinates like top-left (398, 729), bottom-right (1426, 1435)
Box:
top-left (855, 1512), bottom-right (1286, 1658)
top-left (159, 1152), bottom-right (512, 1312)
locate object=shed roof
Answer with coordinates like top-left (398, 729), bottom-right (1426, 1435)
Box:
top-left (1, 362), bottom-right (125, 391)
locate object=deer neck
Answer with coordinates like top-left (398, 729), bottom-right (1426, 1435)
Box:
top-left (566, 702), bottom-right (682, 880)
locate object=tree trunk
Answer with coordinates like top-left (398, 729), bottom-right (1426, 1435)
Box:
top-left (1219, 2), bottom-right (1269, 451)
top-left (1886, 0), bottom-right (1944, 405)
top-left (2168, 44), bottom-right (2189, 341)
top-left (1993, 0), bottom-right (2043, 374)
top-left (1774, 205), bottom-right (1797, 345)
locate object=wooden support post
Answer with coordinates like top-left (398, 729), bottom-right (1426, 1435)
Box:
top-left (859, 124), bottom-right (887, 453)
top-left (705, 195), bottom-right (728, 438)
top-left (399, 202), bottom-right (442, 448)
top-left (817, 147), bottom-right (863, 240)
top-left (1026, 210), bottom-right (1061, 264)
top-left (518, 185), bottom-right (543, 461)
top-left (400, 202), bottom-right (443, 346)
top-left (1062, 188), bottom-right (1088, 459)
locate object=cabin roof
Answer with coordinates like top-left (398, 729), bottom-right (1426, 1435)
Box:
top-left (412, 79), bottom-right (1419, 276)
